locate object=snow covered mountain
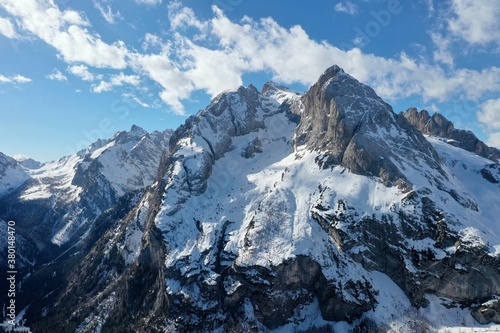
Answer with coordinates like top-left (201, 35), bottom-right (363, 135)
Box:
top-left (4, 66), bottom-right (500, 333)
top-left (0, 124), bottom-right (173, 299)
top-left (0, 152), bottom-right (31, 197)
top-left (148, 65), bottom-right (500, 332)
top-left (0, 125), bottom-right (172, 247)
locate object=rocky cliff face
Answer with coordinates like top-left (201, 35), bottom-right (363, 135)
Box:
top-left (26, 187), bottom-right (170, 333)
top-left (4, 66), bottom-right (500, 333)
top-left (403, 107), bottom-right (500, 162)
top-left (296, 66), bottom-right (444, 191)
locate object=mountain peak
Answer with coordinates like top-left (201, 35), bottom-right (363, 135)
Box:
top-left (261, 81), bottom-right (303, 107)
top-left (403, 108), bottom-right (454, 137)
top-left (296, 66), bottom-right (442, 190)
top-left (261, 81), bottom-right (288, 95)
top-left (321, 64), bottom-right (346, 80)
top-left (14, 154), bottom-right (42, 169)
top-left (109, 125), bottom-right (149, 147)
top-left (130, 124), bottom-right (147, 136)
top-left (0, 152), bottom-right (31, 197)
top-left (313, 65), bottom-right (386, 107)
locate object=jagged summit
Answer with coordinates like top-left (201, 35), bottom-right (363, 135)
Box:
top-left (403, 107), bottom-right (500, 162)
top-left (316, 64), bottom-right (347, 86)
top-left (262, 81), bottom-right (303, 107)
top-left (404, 108), bottom-right (453, 137)
top-left (314, 65), bottom-right (387, 107)
top-left (111, 124), bottom-right (150, 145)
top-left (261, 81), bottom-right (297, 96)
top-left (261, 81), bottom-right (286, 95)
top-left (323, 63), bottom-right (344, 76)
top-left (129, 124), bottom-right (148, 137)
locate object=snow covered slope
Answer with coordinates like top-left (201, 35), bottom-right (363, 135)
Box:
top-left (425, 135), bottom-right (500, 252)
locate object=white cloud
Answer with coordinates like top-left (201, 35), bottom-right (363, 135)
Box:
top-left (478, 99), bottom-right (500, 130)
top-left (123, 93), bottom-right (150, 107)
top-left (425, 103), bottom-right (439, 113)
top-left (6, 1), bottom-right (494, 117)
top-left (91, 72), bottom-right (141, 93)
top-left (0, 0), bottom-right (128, 68)
top-left (46, 69), bottom-right (67, 81)
top-left (93, 1), bottom-right (122, 24)
top-left (112, 73), bottom-right (140, 85)
top-left (132, 97), bottom-right (150, 108)
top-left (135, 0), bottom-right (162, 5)
top-left (142, 33), bottom-right (163, 51)
top-left (424, 0), bottom-right (435, 15)
top-left (0, 74), bottom-right (31, 84)
top-left (12, 75), bottom-right (31, 83)
top-left (448, 0), bottom-right (500, 47)
top-left (0, 75), bottom-right (11, 83)
top-left (129, 51), bottom-right (191, 115)
top-left (123, 4), bottom-right (500, 114)
top-left (68, 64), bottom-right (102, 81)
top-left (334, 1), bottom-right (359, 15)
top-left (186, 7), bottom-right (500, 101)
top-left (0, 17), bottom-right (18, 38)
top-left (478, 98), bottom-right (500, 148)
top-left (168, 1), bottom-right (207, 31)
top-left (430, 32), bottom-right (454, 67)
top-left (486, 133), bottom-right (500, 148)
top-left (91, 80), bottom-right (112, 93)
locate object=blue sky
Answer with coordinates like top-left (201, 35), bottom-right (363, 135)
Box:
top-left (0, 0), bottom-right (499, 162)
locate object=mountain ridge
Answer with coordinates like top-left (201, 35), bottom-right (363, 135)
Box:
top-left (0, 125), bottom-right (173, 274)
top-left (1, 65), bottom-right (500, 332)
top-left (403, 107), bottom-right (500, 162)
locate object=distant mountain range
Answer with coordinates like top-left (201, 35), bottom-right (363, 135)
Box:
top-left (1, 65), bottom-right (499, 333)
